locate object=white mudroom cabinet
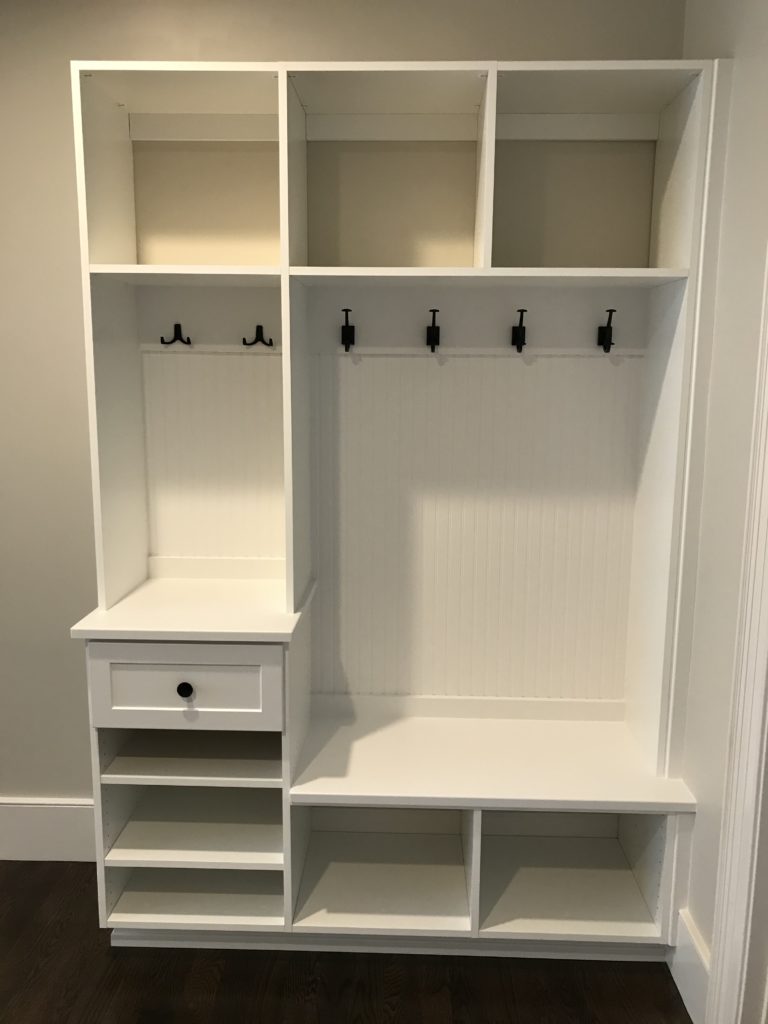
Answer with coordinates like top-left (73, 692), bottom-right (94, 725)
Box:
top-left (70, 59), bottom-right (726, 956)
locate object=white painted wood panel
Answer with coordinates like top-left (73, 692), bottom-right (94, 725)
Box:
top-left (473, 69), bottom-right (496, 268)
top-left (72, 578), bottom-right (296, 642)
top-left (108, 869), bottom-right (284, 931)
top-left (650, 77), bottom-right (705, 269)
top-left (80, 74), bottom-right (137, 263)
top-left (284, 76), bottom-right (308, 266)
top-left (480, 835), bottom-right (660, 941)
top-left (282, 280), bottom-right (314, 609)
top-left (142, 350), bottom-right (285, 569)
top-left (624, 283), bottom-right (687, 769)
top-left (104, 788), bottom-right (283, 870)
top-left (293, 831), bottom-right (471, 936)
top-left (291, 712), bottom-right (695, 812)
top-left (90, 279), bottom-right (149, 607)
top-left (313, 350), bottom-right (640, 700)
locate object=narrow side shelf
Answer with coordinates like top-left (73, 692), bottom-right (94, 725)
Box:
top-left (104, 788), bottom-right (283, 870)
top-left (107, 869), bottom-right (285, 931)
top-left (291, 713), bottom-right (696, 812)
top-left (480, 835), bottom-right (660, 943)
top-left (101, 732), bottom-right (283, 788)
top-left (293, 831), bottom-right (471, 936)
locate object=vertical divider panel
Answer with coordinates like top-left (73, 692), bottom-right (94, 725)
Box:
top-left (282, 70), bottom-right (308, 267)
top-left (462, 809), bottom-right (482, 934)
top-left (473, 67), bottom-right (497, 268)
top-left (285, 805), bottom-right (311, 926)
top-left (280, 67), bottom-right (313, 610)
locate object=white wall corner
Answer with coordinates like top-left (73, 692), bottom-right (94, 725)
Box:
top-left (0, 797), bottom-right (96, 861)
top-left (669, 908), bottom-right (711, 1024)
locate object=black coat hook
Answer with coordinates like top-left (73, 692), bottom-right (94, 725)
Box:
top-left (341, 308), bottom-right (355, 352)
top-left (161, 322), bottom-right (191, 346)
top-left (597, 309), bottom-right (616, 354)
top-left (512, 308), bottom-right (527, 353)
top-left (243, 325), bottom-right (273, 347)
top-left (426, 309), bottom-right (440, 353)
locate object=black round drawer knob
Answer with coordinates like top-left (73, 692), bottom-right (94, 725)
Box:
top-left (176, 681), bottom-right (194, 699)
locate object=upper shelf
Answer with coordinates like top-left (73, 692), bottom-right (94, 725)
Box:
top-left (291, 710), bottom-right (696, 813)
top-left (90, 265), bottom-right (281, 286)
top-left (289, 267), bottom-right (688, 288)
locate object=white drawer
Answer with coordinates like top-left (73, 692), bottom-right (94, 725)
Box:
top-left (88, 642), bottom-right (283, 731)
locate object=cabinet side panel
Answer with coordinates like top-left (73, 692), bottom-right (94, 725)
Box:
top-left (473, 70), bottom-right (496, 268)
top-left (91, 280), bottom-right (149, 607)
top-left (283, 280), bottom-right (314, 610)
top-left (650, 77), bottom-right (704, 269)
top-left (624, 283), bottom-right (687, 768)
top-left (80, 76), bottom-right (137, 264)
top-left (286, 77), bottom-right (308, 266)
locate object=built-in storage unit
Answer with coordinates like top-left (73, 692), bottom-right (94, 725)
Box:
top-left (71, 59), bottom-right (724, 957)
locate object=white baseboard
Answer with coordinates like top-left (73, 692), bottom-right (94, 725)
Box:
top-left (669, 909), bottom-right (711, 1024)
top-left (0, 797), bottom-right (95, 861)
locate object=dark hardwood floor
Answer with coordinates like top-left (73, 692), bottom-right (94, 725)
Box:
top-left (0, 861), bottom-right (692, 1024)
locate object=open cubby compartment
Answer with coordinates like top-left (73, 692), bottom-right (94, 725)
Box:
top-left (479, 810), bottom-right (673, 943)
top-left (78, 68), bottom-right (280, 266)
top-left (97, 728), bottom-right (283, 788)
top-left (296, 275), bottom-right (691, 780)
top-left (286, 67), bottom-right (494, 267)
top-left (100, 785), bottom-right (284, 871)
top-left (492, 64), bottom-right (708, 268)
top-left (89, 275), bottom-right (286, 610)
top-left (291, 806), bottom-right (477, 935)
top-left (104, 867), bottom-right (285, 931)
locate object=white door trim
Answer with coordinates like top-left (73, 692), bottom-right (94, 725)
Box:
top-left (707, 246), bottom-right (768, 1024)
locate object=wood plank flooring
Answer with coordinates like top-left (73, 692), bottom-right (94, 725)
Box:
top-left (0, 862), bottom-right (692, 1024)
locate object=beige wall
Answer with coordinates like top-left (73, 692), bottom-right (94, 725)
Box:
top-left (682, 0), bottom-right (768, 987)
top-left (0, 0), bottom-right (684, 800)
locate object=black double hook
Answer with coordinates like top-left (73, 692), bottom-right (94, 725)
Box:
top-left (243, 325), bottom-right (273, 347)
top-left (161, 323), bottom-right (191, 346)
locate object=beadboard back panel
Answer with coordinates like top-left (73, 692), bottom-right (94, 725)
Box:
top-left (313, 352), bottom-right (642, 700)
top-left (142, 351), bottom-right (285, 575)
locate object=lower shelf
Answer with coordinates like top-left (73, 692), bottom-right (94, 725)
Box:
top-left (480, 835), bottom-right (660, 943)
top-left (108, 869), bottom-right (285, 931)
top-left (293, 831), bottom-right (471, 937)
top-left (104, 787), bottom-right (284, 870)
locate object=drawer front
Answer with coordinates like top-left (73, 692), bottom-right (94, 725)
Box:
top-left (88, 642), bottom-right (283, 731)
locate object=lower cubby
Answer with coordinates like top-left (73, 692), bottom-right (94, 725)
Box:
top-left (479, 811), bottom-right (667, 942)
top-left (106, 867), bottom-right (284, 931)
top-left (101, 786), bottom-right (284, 870)
top-left (292, 807), bottom-right (474, 936)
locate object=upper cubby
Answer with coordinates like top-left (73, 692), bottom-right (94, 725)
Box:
top-left (491, 64), bottom-right (706, 269)
top-left (285, 67), bottom-right (494, 268)
top-left (77, 69), bottom-right (280, 266)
